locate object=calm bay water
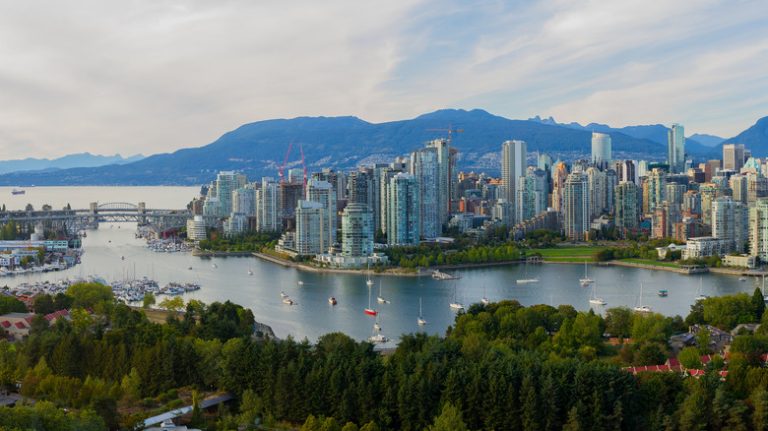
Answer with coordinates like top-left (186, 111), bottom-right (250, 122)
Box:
top-left (0, 187), bottom-right (762, 344)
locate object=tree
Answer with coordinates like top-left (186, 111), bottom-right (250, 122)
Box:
top-left (143, 292), bottom-right (156, 309)
top-left (678, 347), bottom-right (703, 369)
top-left (754, 287), bottom-right (766, 322)
top-left (0, 295), bottom-right (27, 314)
top-left (341, 423), bottom-right (359, 431)
top-left (427, 403), bottom-right (468, 431)
top-left (563, 406), bottom-right (581, 431)
top-left (32, 294), bottom-right (56, 314)
top-left (359, 421), bottom-right (380, 431)
top-left (67, 282), bottom-right (113, 309)
top-left (159, 296), bottom-right (184, 312)
top-left (605, 307), bottom-right (633, 337)
top-left (302, 415), bottom-right (321, 431)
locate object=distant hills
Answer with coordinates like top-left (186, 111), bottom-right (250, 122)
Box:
top-left (0, 153), bottom-right (144, 175)
top-left (720, 116), bottom-right (768, 156)
top-left (0, 109), bottom-right (764, 186)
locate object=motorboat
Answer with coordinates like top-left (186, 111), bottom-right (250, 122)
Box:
top-left (658, 289), bottom-right (668, 297)
top-left (328, 297), bottom-right (337, 306)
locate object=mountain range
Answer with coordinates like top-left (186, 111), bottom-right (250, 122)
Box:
top-left (0, 153), bottom-right (144, 175)
top-left (0, 109), bottom-right (765, 186)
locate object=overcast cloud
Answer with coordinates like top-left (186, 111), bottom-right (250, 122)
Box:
top-left (0, 0), bottom-right (766, 158)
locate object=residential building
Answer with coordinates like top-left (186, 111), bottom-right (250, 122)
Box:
top-left (667, 124), bottom-right (685, 173)
top-left (306, 179), bottom-right (337, 247)
top-left (750, 199), bottom-right (768, 262)
top-left (410, 146), bottom-right (440, 238)
top-left (615, 181), bottom-right (640, 236)
top-left (295, 200), bottom-right (326, 255)
top-left (563, 172), bottom-right (589, 241)
top-left (711, 197), bottom-right (748, 253)
top-left (501, 140), bottom-right (527, 223)
top-left (186, 216), bottom-right (207, 241)
top-left (723, 143), bottom-right (746, 171)
top-left (517, 168), bottom-right (547, 222)
top-left (387, 173), bottom-right (420, 245)
top-left (683, 237), bottom-right (726, 260)
top-left (341, 203), bottom-right (373, 257)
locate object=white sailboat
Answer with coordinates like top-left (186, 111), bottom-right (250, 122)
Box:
top-left (633, 283), bottom-right (651, 313)
top-left (376, 280), bottom-right (389, 304)
top-left (449, 284), bottom-right (465, 311)
top-left (516, 261), bottom-right (539, 284)
top-left (695, 277), bottom-right (709, 301)
top-left (368, 315), bottom-right (388, 344)
top-left (481, 285), bottom-right (490, 305)
top-left (579, 260), bottom-right (594, 287)
top-left (366, 263), bottom-right (374, 287)
top-left (417, 297), bottom-right (427, 326)
top-left (589, 282), bottom-right (607, 306)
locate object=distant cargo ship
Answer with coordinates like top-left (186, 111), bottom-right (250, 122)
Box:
top-left (11, 188), bottom-right (25, 195)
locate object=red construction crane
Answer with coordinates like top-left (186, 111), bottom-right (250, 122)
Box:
top-left (299, 143), bottom-right (307, 189)
top-left (278, 142), bottom-right (293, 184)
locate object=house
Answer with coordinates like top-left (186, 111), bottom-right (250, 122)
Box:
top-left (689, 324), bottom-right (734, 353)
top-left (731, 323), bottom-right (761, 335)
top-left (656, 243), bottom-right (687, 260)
top-left (668, 332), bottom-right (696, 354)
top-left (0, 309), bottom-right (71, 340)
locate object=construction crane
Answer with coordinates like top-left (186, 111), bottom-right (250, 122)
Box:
top-left (299, 143), bottom-right (307, 189)
top-left (278, 142), bottom-right (293, 184)
top-left (426, 126), bottom-right (464, 143)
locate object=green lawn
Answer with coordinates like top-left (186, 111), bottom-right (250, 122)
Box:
top-left (529, 246), bottom-right (608, 261)
top-left (619, 258), bottom-right (680, 268)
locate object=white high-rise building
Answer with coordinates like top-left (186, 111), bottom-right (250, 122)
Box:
top-left (750, 199), bottom-right (768, 261)
top-left (341, 203), bottom-right (374, 257)
top-left (712, 196), bottom-right (748, 254)
top-left (232, 186), bottom-right (257, 216)
top-left (591, 133), bottom-right (611, 166)
top-left (215, 171), bottom-right (247, 216)
top-left (257, 177), bottom-right (280, 232)
top-left (667, 124), bottom-right (685, 173)
top-left (585, 167), bottom-right (607, 219)
top-left (516, 168), bottom-right (547, 222)
top-left (295, 200), bottom-right (326, 255)
top-left (501, 140), bottom-right (527, 224)
top-left (306, 179), bottom-right (337, 247)
top-left (563, 172), bottom-right (590, 241)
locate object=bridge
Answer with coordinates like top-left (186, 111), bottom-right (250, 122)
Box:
top-left (0, 202), bottom-right (219, 234)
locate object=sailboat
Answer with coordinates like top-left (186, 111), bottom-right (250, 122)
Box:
top-left (368, 315), bottom-right (388, 344)
top-left (376, 280), bottom-right (389, 304)
top-left (516, 261), bottom-right (539, 284)
top-left (211, 263), bottom-right (218, 269)
top-left (366, 263), bottom-right (374, 287)
top-left (247, 267), bottom-right (254, 276)
top-left (481, 285), bottom-right (490, 305)
top-left (364, 283), bottom-right (378, 316)
top-left (417, 297), bottom-right (427, 326)
top-left (695, 277), bottom-right (709, 301)
top-left (579, 261), bottom-right (594, 287)
top-left (449, 284), bottom-right (465, 311)
top-left (633, 283), bottom-right (652, 313)
top-left (589, 282), bottom-right (607, 306)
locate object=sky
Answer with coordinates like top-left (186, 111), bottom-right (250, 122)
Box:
top-left (0, 0), bottom-right (767, 159)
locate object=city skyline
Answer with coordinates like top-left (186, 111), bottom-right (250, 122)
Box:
top-left (0, 1), bottom-right (766, 160)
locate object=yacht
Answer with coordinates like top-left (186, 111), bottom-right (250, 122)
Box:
top-left (328, 297), bottom-right (337, 306)
top-left (364, 283), bottom-right (378, 316)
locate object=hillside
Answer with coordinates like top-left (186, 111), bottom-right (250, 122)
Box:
top-left (721, 116), bottom-right (768, 156)
top-left (0, 109), bottom-right (752, 185)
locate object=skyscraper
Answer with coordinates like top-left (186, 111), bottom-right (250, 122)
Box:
top-left (563, 172), bottom-right (589, 241)
top-left (410, 146), bottom-right (440, 238)
top-left (615, 181), bottom-right (639, 236)
top-left (341, 203), bottom-right (374, 257)
top-left (501, 140), bottom-right (527, 223)
top-left (256, 177), bottom-right (280, 232)
top-left (426, 138), bottom-right (456, 226)
top-left (586, 167), bottom-right (607, 218)
top-left (667, 124), bottom-right (685, 173)
top-left (387, 173), bottom-right (420, 245)
top-left (712, 196), bottom-right (748, 253)
top-left (646, 168), bottom-right (667, 213)
top-left (723, 143), bottom-right (746, 171)
top-left (516, 168), bottom-right (547, 222)
top-left (591, 132), bottom-right (611, 166)
top-left (551, 161), bottom-right (568, 213)
top-left (306, 179), bottom-right (337, 247)
top-left (214, 171), bottom-right (247, 216)
top-left (295, 200), bottom-right (326, 255)
top-left (750, 198), bottom-right (768, 261)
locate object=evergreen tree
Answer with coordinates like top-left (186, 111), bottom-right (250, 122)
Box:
top-left (563, 406), bottom-right (581, 431)
top-left (753, 287), bottom-right (766, 322)
top-left (427, 403), bottom-right (468, 431)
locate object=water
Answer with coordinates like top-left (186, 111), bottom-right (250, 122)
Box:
top-left (0, 187), bottom-right (762, 344)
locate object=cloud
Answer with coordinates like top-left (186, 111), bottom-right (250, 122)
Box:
top-left (0, 0), bottom-right (765, 159)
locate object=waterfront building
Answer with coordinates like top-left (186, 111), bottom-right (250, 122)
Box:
top-left (341, 203), bottom-right (373, 257)
top-left (214, 171), bottom-right (247, 217)
top-left (667, 124), bottom-right (685, 173)
top-left (410, 146), bottom-right (440, 238)
top-left (501, 140), bottom-right (527, 223)
top-left (723, 143), bottom-right (746, 171)
top-left (749, 199), bottom-right (768, 262)
top-left (563, 172), bottom-right (589, 241)
top-left (202, 197), bottom-right (220, 217)
top-left (387, 173), bottom-right (420, 245)
top-left (186, 215), bottom-right (207, 241)
top-left (256, 177), bottom-right (280, 232)
top-left (711, 196), bottom-right (748, 254)
top-left (306, 179), bottom-right (337, 247)
top-left (683, 237), bottom-right (725, 260)
top-left (224, 213), bottom-right (249, 237)
top-left (295, 200), bottom-right (326, 255)
top-left (591, 132), bottom-right (612, 166)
